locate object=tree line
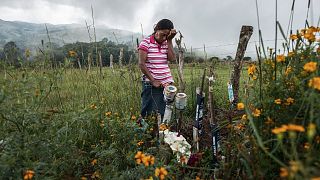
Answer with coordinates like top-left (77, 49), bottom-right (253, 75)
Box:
top-left (0, 37), bottom-right (137, 68)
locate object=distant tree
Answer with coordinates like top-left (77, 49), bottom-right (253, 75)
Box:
top-left (243, 56), bottom-right (252, 61)
top-left (226, 55), bottom-right (233, 61)
top-left (3, 41), bottom-right (21, 67)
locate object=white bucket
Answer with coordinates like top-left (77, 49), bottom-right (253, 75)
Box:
top-left (164, 85), bottom-right (177, 102)
top-left (175, 93), bottom-right (187, 110)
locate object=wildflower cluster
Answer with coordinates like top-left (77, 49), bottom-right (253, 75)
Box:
top-left (135, 151), bottom-right (155, 167)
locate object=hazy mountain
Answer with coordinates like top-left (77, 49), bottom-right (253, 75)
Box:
top-left (0, 19), bottom-right (141, 49)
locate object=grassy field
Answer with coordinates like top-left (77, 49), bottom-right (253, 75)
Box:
top-left (1, 61), bottom-right (245, 179)
top-left (1, 26), bottom-right (319, 179)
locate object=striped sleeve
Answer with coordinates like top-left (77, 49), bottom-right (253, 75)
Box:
top-left (138, 38), bottom-right (149, 52)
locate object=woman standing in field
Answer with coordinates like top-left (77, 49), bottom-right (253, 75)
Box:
top-left (138, 19), bottom-right (177, 119)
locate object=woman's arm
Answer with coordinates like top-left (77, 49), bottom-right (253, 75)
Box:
top-left (138, 50), bottom-right (161, 87)
top-left (167, 40), bottom-right (176, 61)
top-left (167, 29), bottom-right (177, 61)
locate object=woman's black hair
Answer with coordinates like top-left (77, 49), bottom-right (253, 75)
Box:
top-left (153, 19), bottom-right (174, 32)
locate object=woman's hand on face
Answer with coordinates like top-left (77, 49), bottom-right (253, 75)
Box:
top-left (167, 29), bottom-right (177, 40)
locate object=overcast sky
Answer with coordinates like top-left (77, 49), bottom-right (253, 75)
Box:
top-left (0, 0), bottom-right (319, 57)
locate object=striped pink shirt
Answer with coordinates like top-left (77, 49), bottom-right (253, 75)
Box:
top-left (138, 35), bottom-right (174, 85)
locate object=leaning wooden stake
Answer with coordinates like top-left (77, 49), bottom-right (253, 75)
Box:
top-left (175, 31), bottom-right (186, 93)
top-left (230, 26), bottom-right (253, 103)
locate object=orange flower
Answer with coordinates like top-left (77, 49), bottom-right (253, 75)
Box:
top-left (105, 111), bottom-right (112, 117)
top-left (274, 99), bottom-right (281, 105)
top-left (290, 34), bottom-right (298, 40)
top-left (285, 66), bottom-right (292, 75)
top-left (272, 125), bottom-right (288, 134)
top-left (91, 159), bottom-right (97, 166)
top-left (287, 124), bottom-right (305, 132)
top-left (137, 140), bottom-right (144, 146)
top-left (241, 114), bottom-right (247, 121)
top-left (90, 104), bottom-right (97, 109)
top-left (159, 123), bottom-right (168, 131)
top-left (155, 167), bottom-right (168, 180)
top-left (142, 155), bottom-right (155, 166)
top-left (247, 64), bottom-right (256, 76)
top-left (23, 170), bottom-right (35, 180)
top-left (252, 108), bottom-right (261, 117)
top-left (304, 32), bottom-right (316, 42)
top-left (303, 62), bottom-right (317, 73)
top-left (280, 167), bottom-right (289, 178)
top-left (237, 103), bottom-right (245, 110)
top-left (285, 97), bottom-right (294, 105)
top-left (308, 77), bottom-right (320, 90)
top-left (276, 54), bottom-right (285, 62)
top-left (135, 151), bottom-right (145, 165)
top-left (131, 115), bottom-right (136, 120)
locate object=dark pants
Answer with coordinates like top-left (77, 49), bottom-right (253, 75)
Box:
top-left (141, 81), bottom-right (165, 117)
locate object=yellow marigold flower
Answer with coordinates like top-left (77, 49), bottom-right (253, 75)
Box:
top-left (137, 140), bottom-right (144, 146)
top-left (135, 151), bottom-right (145, 165)
top-left (24, 170), bottom-right (35, 180)
top-left (237, 103), bottom-right (245, 110)
top-left (287, 124), bottom-right (305, 132)
top-left (247, 64), bottom-right (256, 76)
top-left (304, 32), bottom-right (316, 42)
top-left (276, 54), bottom-right (285, 63)
top-left (303, 62), bottom-right (317, 73)
top-left (274, 99), bottom-right (281, 105)
top-left (196, 176), bottom-right (201, 180)
top-left (159, 123), bottom-right (168, 131)
top-left (235, 123), bottom-right (245, 131)
top-left (284, 97), bottom-right (294, 105)
top-left (155, 167), bottom-right (168, 180)
top-left (272, 125), bottom-right (288, 134)
top-left (280, 167), bottom-right (289, 178)
top-left (90, 104), bottom-right (97, 109)
top-left (308, 26), bottom-right (317, 33)
top-left (308, 77), bottom-right (320, 90)
top-left (105, 111), bottom-right (112, 117)
top-left (290, 34), bottom-right (298, 40)
top-left (285, 66), bottom-right (292, 75)
top-left (131, 115), bottom-right (136, 120)
top-left (241, 114), bottom-right (247, 121)
top-left (91, 159), bottom-right (97, 166)
top-left (252, 108), bottom-right (261, 117)
top-left (142, 155), bottom-right (155, 166)
top-left (300, 29), bottom-right (307, 35)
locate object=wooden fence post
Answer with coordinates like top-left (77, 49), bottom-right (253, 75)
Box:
top-left (231, 26), bottom-right (253, 103)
